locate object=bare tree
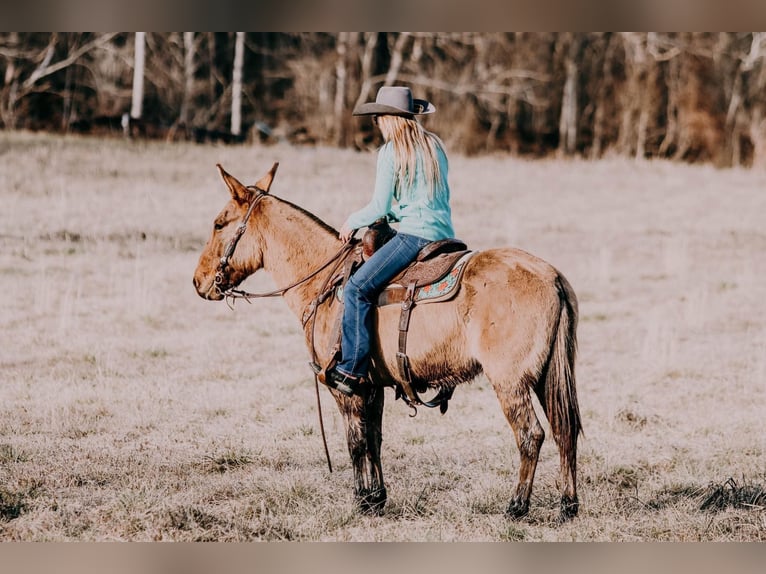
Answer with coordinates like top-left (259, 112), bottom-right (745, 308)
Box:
top-left (557, 33), bottom-right (582, 155)
top-left (179, 32), bottom-right (195, 127)
top-left (5, 32), bottom-right (766, 165)
top-left (351, 33), bottom-right (379, 113)
top-left (384, 32), bottom-right (411, 86)
top-left (590, 33), bottom-right (618, 158)
top-left (0, 32), bottom-right (118, 129)
top-left (724, 33), bottom-right (766, 166)
top-left (616, 33), bottom-right (663, 160)
top-left (231, 32), bottom-right (245, 137)
top-left (333, 32), bottom-right (350, 146)
top-left (131, 32), bottom-right (146, 121)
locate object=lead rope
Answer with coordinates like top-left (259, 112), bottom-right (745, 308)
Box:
top-left (313, 373), bottom-right (332, 473)
top-left (301, 241), bottom-right (354, 476)
top-left (305, 241), bottom-right (359, 474)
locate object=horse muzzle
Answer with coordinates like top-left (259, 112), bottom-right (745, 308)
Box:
top-left (193, 274), bottom-right (225, 301)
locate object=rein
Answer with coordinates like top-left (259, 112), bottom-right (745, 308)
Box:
top-left (219, 243), bottom-right (354, 304)
top-left (215, 187), bottom-right (354, 304)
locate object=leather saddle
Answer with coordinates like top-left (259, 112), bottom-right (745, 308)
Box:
top-left (309, 218), bottom-right (473, 415)
top-left (359, 218), bottom-right (470, 306)
top-left (361, 219), bottom-right (473, 413)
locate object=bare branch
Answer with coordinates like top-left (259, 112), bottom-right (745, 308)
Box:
top-left (384, 32), bottom-right (410, 86)
top-left (22, 32), bottom-right (119, 90)
top-left (741, 32), bottom-right (766, 71)
top-left (352, 32), bottom-right (379, 112)
top-left (647, 33), bottom-right (681, 62)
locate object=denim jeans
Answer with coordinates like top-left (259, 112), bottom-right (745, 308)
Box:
top-left (336, 232), bottom-right (431, 379)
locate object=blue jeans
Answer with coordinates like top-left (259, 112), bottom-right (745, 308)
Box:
top-left (336, 232), bottom-right (431, 379)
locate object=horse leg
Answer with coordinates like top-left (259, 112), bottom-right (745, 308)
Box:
top-left (534, 381), bottom-right (579, 521)
top-left (558, 449), bottom-right (578, 521)
top-left (338, 384), bottom-right (386, 515)
top-left (490, 375), bottom-right (545, 519)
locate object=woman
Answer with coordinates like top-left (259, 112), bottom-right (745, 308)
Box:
top-left (324, 86), bottom-right (455, 397)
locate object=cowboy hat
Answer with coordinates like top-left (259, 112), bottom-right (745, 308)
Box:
top-left (352, 86), bottom-right (435, 116)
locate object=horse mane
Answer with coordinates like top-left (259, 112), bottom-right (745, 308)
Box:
top-left (267, 194), bottom-right (340, 238)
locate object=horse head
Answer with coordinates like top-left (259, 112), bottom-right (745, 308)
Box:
top-left (193, 163), bottom-right (279, 300)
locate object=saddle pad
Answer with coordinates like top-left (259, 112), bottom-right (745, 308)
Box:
top-left (336, 251), bottom-right (475, 307)
top-left (410, 251), bottom-right (474, 304)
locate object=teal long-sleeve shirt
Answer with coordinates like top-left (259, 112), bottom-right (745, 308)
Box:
top-left (343, 141), bottom-right (455, 242)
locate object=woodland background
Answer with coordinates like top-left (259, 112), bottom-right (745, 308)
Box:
top-left (3, 32), bottom-right (766, 166)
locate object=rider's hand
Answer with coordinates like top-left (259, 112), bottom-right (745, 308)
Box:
top-left (339, 222), bottom-right (355, 243)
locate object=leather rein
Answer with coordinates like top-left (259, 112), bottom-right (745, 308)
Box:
top-left (214, 187), bottom-right (355, 304)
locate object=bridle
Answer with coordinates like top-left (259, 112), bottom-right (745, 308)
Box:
top-left (214, 185), bottom-right (266, 293)
top-left (213, 187), bottom-right (355, 304)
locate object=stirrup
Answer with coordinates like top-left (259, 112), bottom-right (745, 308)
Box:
top-left (309, 362), bottom-right (360, 397)
top-left (325, 369), bottom-right (360, 397)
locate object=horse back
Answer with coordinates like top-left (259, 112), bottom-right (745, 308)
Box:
top-left (371, 247), bottom-right (571, 386)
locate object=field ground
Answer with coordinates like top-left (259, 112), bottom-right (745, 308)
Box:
top-left (0, 131), bottom-right (764, 541)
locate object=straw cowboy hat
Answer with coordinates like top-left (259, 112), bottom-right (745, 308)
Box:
top-left (353, 86), bottom-right (435, 116)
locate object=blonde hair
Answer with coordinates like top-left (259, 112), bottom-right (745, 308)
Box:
top-left (376, 114), bottom-right (446, 199)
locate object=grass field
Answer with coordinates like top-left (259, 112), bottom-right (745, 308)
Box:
top-left (0, 131), bottom-right (764, 541)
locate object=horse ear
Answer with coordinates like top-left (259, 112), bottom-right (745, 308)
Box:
top-left (217, 164), bottom-right (250, 204)
top-left (253, 162), bottom-right (279, 194)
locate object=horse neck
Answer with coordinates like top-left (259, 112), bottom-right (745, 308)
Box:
top-left (256, 197), bottom-right (342, 318)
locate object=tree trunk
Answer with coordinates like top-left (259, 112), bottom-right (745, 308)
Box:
top-left (334, 32), bottom-right (350, 147)
top-left (558, 34), bottom-right (582, 155)
top-left (384, 32), bottom-right (410, 86)
top-left (617, 33), bottom-right (649, 158)
top-left (730, 33), bottom-right (766, 166)
top-left (591, 34), bottom-right (616, 159)
top-left (749, 34), bottom-right (766, 168)
top-left (751, 108), bottom-right (766, 168)
top-left (131, 32), bottom-right (146, 120)
top-left (180, 32), bottom-right (195, 127)
top-left (352, 33), bottom-right (379, 112)
top-left (559, 60), bottom-right (578, 154)
top-left (231, 32), bottom-right (245, 137)
top-left (1, 32), bottom-right (20, 128)
top-left (659, 54), bottom-right (681, 157)
top-left (206, 33), bottom-right (217, 107)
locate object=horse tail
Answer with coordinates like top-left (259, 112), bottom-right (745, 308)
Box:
top-left (540, 274), bottom-right (582, 465)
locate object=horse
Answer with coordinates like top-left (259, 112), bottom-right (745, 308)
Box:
top-left (193, 163), bottom-right (583, 521)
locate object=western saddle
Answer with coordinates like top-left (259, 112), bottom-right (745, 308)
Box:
top-left (306, 218), bottom-right (473, 413)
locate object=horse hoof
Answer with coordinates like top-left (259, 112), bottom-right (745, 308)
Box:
top-left (356, 487), bottom-right (387, 516)
top-left (505, 498), bottom-right (529, 520)
top-left (559, 495), bottom-right (579, 521)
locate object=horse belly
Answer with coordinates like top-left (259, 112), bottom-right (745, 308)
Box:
top-left (373, 293), bottom-right (479, 385)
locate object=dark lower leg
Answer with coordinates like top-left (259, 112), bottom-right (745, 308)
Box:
top-left (503, 389), bottom-right (545, 519)
top-left (558, 446), bottom-right (579, 521)
top-left (342, 386), bottom-right (387, 514)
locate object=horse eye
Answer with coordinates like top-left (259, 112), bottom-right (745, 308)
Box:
top-left (214, 222), bottom-right (225, 231)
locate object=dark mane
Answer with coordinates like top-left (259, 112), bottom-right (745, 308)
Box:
top-left (269, 194), bottom-right (339, 237)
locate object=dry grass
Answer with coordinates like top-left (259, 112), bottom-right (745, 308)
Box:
top-left (0, 131), bottom-right (764, 541)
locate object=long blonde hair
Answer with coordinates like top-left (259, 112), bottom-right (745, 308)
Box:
top-left (376, 114), bottom-right (446, 199)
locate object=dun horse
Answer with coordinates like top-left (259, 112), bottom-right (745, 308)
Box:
top-left (193, 163), bottom-right (582, 521)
